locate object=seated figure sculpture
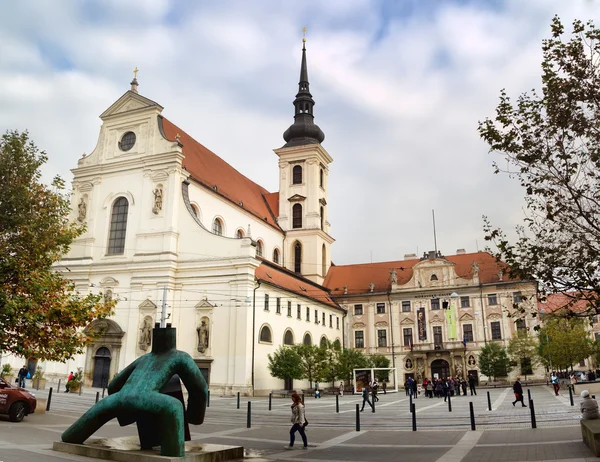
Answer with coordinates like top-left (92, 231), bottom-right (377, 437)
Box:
top-left (61, 327), bottom-right (208, 457)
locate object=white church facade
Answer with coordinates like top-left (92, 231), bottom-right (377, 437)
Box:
top-left (8, 41), bottom-right (344, 396)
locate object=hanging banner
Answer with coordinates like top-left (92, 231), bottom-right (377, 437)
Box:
top-left (417, 307), bottom-right (427, 340)
top-left (446, 300), bottom-right (458, 339)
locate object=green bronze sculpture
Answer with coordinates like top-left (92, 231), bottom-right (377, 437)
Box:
top-left (61, 327), bottom-right (208, 457)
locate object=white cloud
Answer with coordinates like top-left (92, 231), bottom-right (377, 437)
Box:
top-left (1, 0), bottom-right (598, 265)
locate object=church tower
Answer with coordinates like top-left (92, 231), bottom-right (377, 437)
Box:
top-left (275, 37), bottom-right (334, 285)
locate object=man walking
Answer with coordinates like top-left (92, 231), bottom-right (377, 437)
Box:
top-left (512, 377), bottom-right (527, 407)
top-left (360, 385), bottom-right (374, 412)
top-left (372, 379), bottom-right (379, 402)
top-left (17, 365), bottom-right (28, 388)
top-left (468, 374), bottom-right (477, 396)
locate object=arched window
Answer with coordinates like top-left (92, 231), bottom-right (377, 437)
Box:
top-left (259, 325), bottom-right (272, 343)
top-left (293, 165), bottom-right (303, 184)
top-left (273, 248), bottom-right (280, 264)
top-left (294, 241), bottom-right (302, 274)
top-left (256, 240), bottom-right (264, 257)
top-left (320, 206), bottom-right (324, 230)
top-left (303, 333), bottom-right (312, 346)
top-left (236, 229), bottom-right (244, 239)
top-left (320, 336), bottom-right (328, 348)
top-left (320, 168), bottom-right (324, 187)
top-left (107, 197), bottom-right (129, 255)
top-left (322, 244), bottom-right (326, 276)
top-left (430, 274), bottom-right (438, 281)
top-left (333, 339), bottom-right (341, 350)
top-left (284, 330), bottom-right (294, 345)
top-left (292, 204), bottom-right (302, 229)
top-left (212, 218), bottom-right (223, 236)
top-left (191, 204), bottom-right (200, 218)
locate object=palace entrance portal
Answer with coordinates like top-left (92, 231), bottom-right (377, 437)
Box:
top-left (431, 359), bottom-right (450, 379)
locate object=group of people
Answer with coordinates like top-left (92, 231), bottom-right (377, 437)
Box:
top-left (403, 375), bottom-right (478, 400)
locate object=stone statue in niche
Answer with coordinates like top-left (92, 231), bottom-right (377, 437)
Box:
top-left (152, 187), bottom-right (163, 214)
top-left (103, 289), bottom-right (113, 304)
top-left (416, 359), bottom-right (424, 381)
top-left (468, 355), bottom-right (477, 367)
top-left (369, 282), bottom-right (375, 293)
top-left (77, 197), bottom-right (87, 222)
top-left (139, 316), bottom-right (153, 351)
top-left (455, 362), bottom-right (463, 378)
top-left (343, 285), bottom-right (348, 295)
top-left (405, 358), bottom-right (413, 370)
top-left (390, 269), bottom-right (398, 285)
top-left (472, 261), bottom-right (480, 277)
top-left (196, 319), bottom-right (209, 353)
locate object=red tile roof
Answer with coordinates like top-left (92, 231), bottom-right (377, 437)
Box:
top-left (256, 259), bottom-right (341, 309)
top-left (160, 116), bottom-right (280, 230)
top-left (538, 292), bottom-right (594, 315)
top-left (323, 251), bottom-right (511, 296)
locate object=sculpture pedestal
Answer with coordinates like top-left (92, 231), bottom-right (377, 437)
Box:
top-left (53, 437), bottom-right (243, 462)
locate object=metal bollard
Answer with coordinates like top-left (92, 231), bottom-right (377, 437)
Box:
top-left (356, 404), bottom-right (360, 431)
top-left (336, 394), bottom-right (339, 413)
top-left (269, 393), bottom-right (272, 411)
top-left (237, 392), bottom-right (240, 409)
top-left (372, 395), bottom-right (376, 413)
top-left (46, 387), bottom-right (53, 412)
top-left (207, 390), bottom-right (210, 408)
top-left (447, 393), bottom-right (452, 412)
top-left (102, 387), bottom-right (106, 398)
top-left (487, 391), bottom-right (492, 411)
top-left (57, 379), bottom-right (61, 394)
top-left (527, 388), bottom-right (531, 402)
top-left (302, 393), bottom-right (305, 404)
top-left (247, 401), bottom-right (251, 428)
top-left (593, 395), bottom-right (596, 400)
top-left (411, 403), bottom-right (417, 431)
top-left (95, 391), bottom-right (100, 403)
top-left (469, 402), bottom-right (476, 430)
top-left (79, 384), bottom-right (82, 396)
top-left (569, 386), bottom-right (574, 406)
top-left (529, 399), bottom-right (537, 429)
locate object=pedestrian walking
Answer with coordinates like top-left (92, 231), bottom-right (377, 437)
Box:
top-left (404, 380), bottom-right (410, 396)
top-left (512, 378), bottom-right (527, 407)
top-left (339, 381), bottom-right (344, 397)
top-left (468, 374), bottom-right (477, 396)
top-left (382, 380), bottom-right (387, 394)
top-left (361, 385), bottom-right (374, 412)
top-left (580, 390), bottom-right (600, 420)
top-left (426, 380), bottom-right (434, 398)
top-left (372, 379), bottom-right (379, 402)
top-left (284, 393), bottom-right (308, 450)
top-left (412, 378), bottom-right (418, 399)
top-left (461, 377), bottom-right (467, 396)
top-left (551, 372), bottom-right (560, 396)
top-left (17, 365), bottom-right (28, 388)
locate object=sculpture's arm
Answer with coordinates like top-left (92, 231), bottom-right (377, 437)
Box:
top-left (177, 354), bottom-right (208, 425)
top-left (107, 358), bottom-right (141, 395)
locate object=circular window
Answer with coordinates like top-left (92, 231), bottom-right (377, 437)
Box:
top-left (119, 132), bottom-right (136, 151)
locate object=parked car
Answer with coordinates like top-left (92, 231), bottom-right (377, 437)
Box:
top-left (0, 377), bottom-right (37, 422)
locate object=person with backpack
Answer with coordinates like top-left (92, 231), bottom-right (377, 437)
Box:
top-left (284, 392), bottom-right (308, 450)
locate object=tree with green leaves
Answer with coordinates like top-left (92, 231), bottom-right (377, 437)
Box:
top-left (507, 331), bottom-right (539, 380)
top-left (478, 342), bottom-right (512, 381)
top-left (294, 344), bottom-right (328, 388)
top-left (267, 346), bottom-right (304, 388)
top-left (537, 316), bottom-right (594, 371)
top-left (335, 348), bottom-right (370, 386)
top-left (0, 130), bottom-right (113, 362)
top-left (479, 16), bottom-right (600, 317)
top-left (369, 354), bottom-right (391, 381)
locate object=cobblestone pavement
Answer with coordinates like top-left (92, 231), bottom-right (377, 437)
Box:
top-left (0, 384), bottom-right (595, 462)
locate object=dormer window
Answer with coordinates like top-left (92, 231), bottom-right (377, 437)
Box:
top-left (292, 165), bottom-right (303, 184)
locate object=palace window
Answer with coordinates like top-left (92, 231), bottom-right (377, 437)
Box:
top-left (236, 229), bottom-right (244, 239)
top-left (292, 204), bottom-right (302, 229)
top-left (306, 307), bottom-right (310, 322)
top-left (403, 328), bottom-right (413, 347)
top-left (297, 304), bottom-right (301, 319)
top-left (256, 240), bottom-right (263, 257)
top-left (488, 294), bottom-right (498, 305)
top-left (314, 309), bottom-right (318, 324)
top-left (376, 303), bottom-right (386, 314)
top-left (463, 324), bottom-right (473, 343)
top-left (294, 241), bottom-right (302, 274)
top-left (354, 304), bottom-right (363, 315)
top-left (431, 298), bottom-right (440, 310)
top-left (273, 248), bottom-right (280, 264)
top-left (336, 317), bottom-right (340, 329)
top-left (322, 312), bottom-right (325, 325)
top-left (212, 218), bottom-right (223, 236)
top-left (355, 331), bottom-right (364, 349)
top-left (460, 296), bottom-right (470, 308)
top-left (402, 301), bottom-right (411, 312)
top-left (287, 301), bottom-right (292, 317)
top-left (284, 330), bottom-right (294, 345)
top-left (107, 197), bottom-right (129, 255)
top-left (515, 319), bottom-right (526, 333)
top-left (329, 314), bottom-right (333, 328)
top-left (259, 325), bottom-right (272, 343)
top-left (276, 297), bottom-right (281, 314)
top-left (513, 292), bottom-right (523, 303)
top-left (491, 321), bottom-right (502, 340)
top-left (264, 294), bottom-right (269, 311)
top-left (377, 329), bottom-right (387, 347)
top-left (293, 165), bottom-right (303, 184)
top-left (320, 168), bottom-right (324, 187)
top-left (303, 333), bottom-right (312, 345)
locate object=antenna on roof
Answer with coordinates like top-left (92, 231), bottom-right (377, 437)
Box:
top-left (432, 209), bottom-right (438, 254)
top-left (476, 239), bottom-right (479, 252)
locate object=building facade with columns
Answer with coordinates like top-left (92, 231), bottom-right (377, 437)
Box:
top-left (324, 250), bottom-right (539, 383)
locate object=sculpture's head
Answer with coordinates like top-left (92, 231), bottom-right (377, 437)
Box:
top-left (152, 327), bottom-right (177, 353)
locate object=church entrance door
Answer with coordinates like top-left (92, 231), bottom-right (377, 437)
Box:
top-left (431, 359), bottom-right (450, 380)
top-left (92, 347), bottom-right (111, 388)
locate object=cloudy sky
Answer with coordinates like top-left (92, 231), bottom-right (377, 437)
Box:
top-left (1, 0), bottom-right (598, 266)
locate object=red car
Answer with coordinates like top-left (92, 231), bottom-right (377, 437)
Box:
top-left (0, 377), bottom-right (37, 422)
